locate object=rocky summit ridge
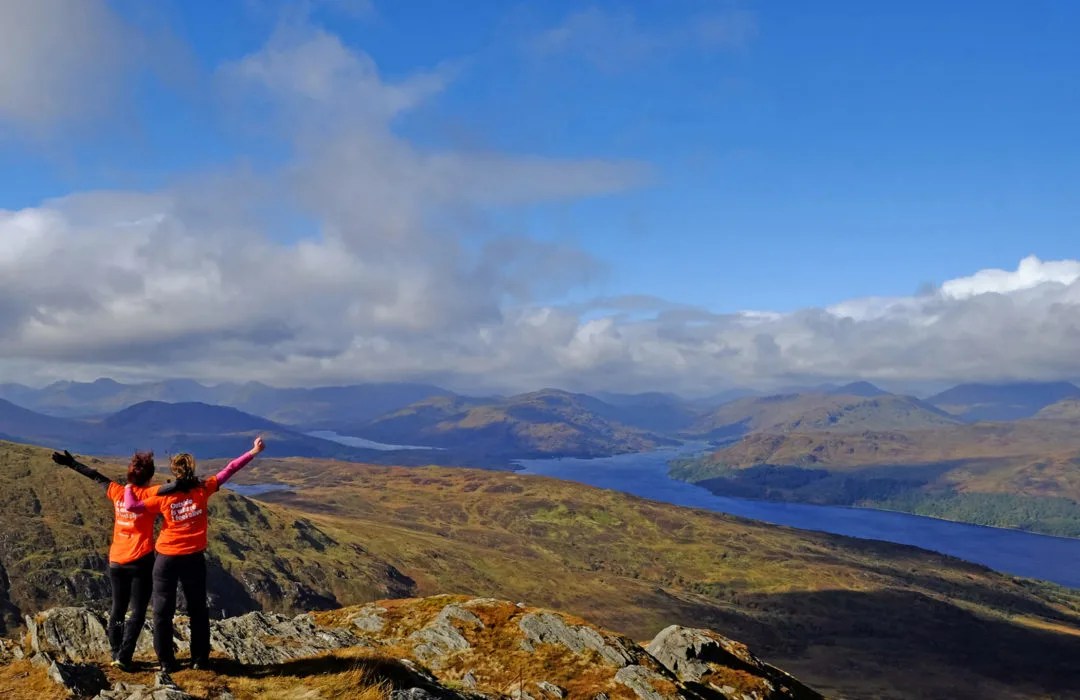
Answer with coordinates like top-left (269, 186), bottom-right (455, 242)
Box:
top-left (0, 595), bottom-right (822, 700)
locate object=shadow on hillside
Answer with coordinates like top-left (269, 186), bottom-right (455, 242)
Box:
top-left (678, 588), bottom-right (1080, 697)
top-left (853, 560), bottom-right (1080, 624)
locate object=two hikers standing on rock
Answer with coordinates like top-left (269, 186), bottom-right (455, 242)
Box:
top-left (52, 436), bottom-right (265, 672)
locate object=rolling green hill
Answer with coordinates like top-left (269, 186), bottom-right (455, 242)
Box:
top-left (685, 392), bottom-right (961, 439)
top-left (7, 438), bottom-right (1080, 697)
top-left (672, 419), bottom-right (1080, 536)
top-left (353, 389), bottom-right (679, 458)
top-left (0, 439), bottom-right (417, 634)
top-left (234, 455), bottom-right (1080, 700)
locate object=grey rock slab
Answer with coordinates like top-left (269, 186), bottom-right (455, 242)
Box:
top-left (391, 691), bottom-right (442, 700)
top-left (535, 681), bottom-right (565, 698)
top-left (518, 612), bottom-right (637, 667)
top-left (349, 605), bottom-right (388, 633)
top-left (646, 626), bottom-right (824, 700)
top-left (408, 603), bottom-right (484, 668)
top-left (29, 608), bottom-right (110, 661)
top-left (209, 611), bottom-right (365, 665)
top-left (614, 665), bottom-right (676, 700)
top-left (437, 604), bottom-right (484, 629)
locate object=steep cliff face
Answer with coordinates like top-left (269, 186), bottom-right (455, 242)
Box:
top-left (1, 596), bottom-right (822, 700)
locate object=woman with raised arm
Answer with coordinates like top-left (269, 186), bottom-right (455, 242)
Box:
top-left (51, 449), bottom-right (175, 671)
top-left (132, 436), bottom-right (265, 672)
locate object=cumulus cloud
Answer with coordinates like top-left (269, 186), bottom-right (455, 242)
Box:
top-left (0, 25), bottom-right (646, 389)
top-left (941, 255), bottom-right (1080, 299)
top-left (529, 7), bottom-right (756, 72)
top-left (0, 0), bottom-right (137, 130)
top-left (2, 184), bottom-right (1079, 392)
top-left (1, 19), bottom-right (1078, 396)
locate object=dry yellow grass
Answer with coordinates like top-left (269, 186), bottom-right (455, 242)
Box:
top-left (0, 661), bottom-right (68, 700)
top-left (318, 596), bottom-right (676, 699)
top-left (171, 650), bottom-right (391, 700)
top-left (0, 651), bottom-right (391, 700)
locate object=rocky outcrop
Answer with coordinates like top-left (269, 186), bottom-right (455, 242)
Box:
top-left (26, 607), bottom-right (167, 661)
top-left (646, 626), bottom-right (824, 700)
top-left (27, 608), bottom-right (112, 660)
top-left (211, 611), bottom-right (369, 665)
top-left (518, 611), bottom-right (640, 667)
top-left (311, 596), bottom-right (821, 700)
top-left (2, 596), bottom-right (820, 700)
top-left (94, 671), bottom-right (195, 700)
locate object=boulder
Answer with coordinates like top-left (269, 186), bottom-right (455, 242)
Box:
top-left (535, 681), bottom-right (565, 698)
top-left (407, 603), bottom-right (483, 669)
top-left (389, 687), bottom-right (477, 700)
top-left (390, 691), bottom-right (443, 700)
top-left (0, 637), bottom-right (20, 662)
top-left (646, 626), bottom-right (824, 700)
top-left (93, 671), bottom-right (197, 700)
top-left (613, 665), bottom-right (674, 700)
top-left (27, 608), bottom-right (110, 661)
top-left (210, 611), bottom-right (367, 665)
top-left (349, 604), bottom-right (388, 633)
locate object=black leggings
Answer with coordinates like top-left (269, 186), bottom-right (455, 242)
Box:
top-left (151, 551), bottom-right (209, 666)
top-left (108, 554), bottom-right (154, 663)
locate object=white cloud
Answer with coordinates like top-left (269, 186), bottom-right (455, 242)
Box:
top-left (940, 255), bottom-right (1080, 299)
top-left (529, 7), bottom-right (756, 72)
top-left (0, 0), bottom-right (134, 130)
top-left (0, 26), bottom-right (648, 390)
top-left (1, 21), bottom-right (1078, 396)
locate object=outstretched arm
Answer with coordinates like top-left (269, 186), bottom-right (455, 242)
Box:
top-left (216, 436), bottom-right (265, 486)
top-left (52, 450), bottom-right (112, 490)
top-left (123, 476), bottom-right (181, 512)
top-left (123, 484), bottom-right (146, 512)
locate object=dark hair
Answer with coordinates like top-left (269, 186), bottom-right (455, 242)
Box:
top-left (127, 452), bottom-right (155, 487)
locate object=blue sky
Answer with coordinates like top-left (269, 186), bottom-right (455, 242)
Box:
top-left (1, 0), bottom-right (1079, 392)
top-left (7, 0), bottom-right (1078, 311)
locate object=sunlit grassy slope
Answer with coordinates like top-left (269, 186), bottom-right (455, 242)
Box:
top-left (5, 438), bottom-right (1080, 698)
top-left (0, 440), bottom-right (416, 633)
top-left (236, 456), bottom-right (1080, 700)
top-left (672, 420), bottom-right (1080, 536)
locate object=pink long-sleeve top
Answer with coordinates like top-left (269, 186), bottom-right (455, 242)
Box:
top-left (124, 450), bottom-right (255, 512)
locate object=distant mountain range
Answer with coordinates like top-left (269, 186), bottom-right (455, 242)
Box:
top-left (0, 398), bottom-right (499, 466)
top-left (926, 381), bottom-right (1080, 422)
top-left (0, 378), bottom-right (451, 426)
top-left (344, 389), bottom-right (680, 459)
top-left (4, 377), bottom-right (1080, 467)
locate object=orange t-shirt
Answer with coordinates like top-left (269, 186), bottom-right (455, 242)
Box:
top-left (143, 477), bottom-right (220, 557)
top-left (105, 483), bottom-right (162, 565)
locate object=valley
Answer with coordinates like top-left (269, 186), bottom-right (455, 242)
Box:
top-left (4, 438), bottom-right (1080, 697)
top-left (7, 377), bottom-right (1080, 540)
top-left (673, 417), bottom-right (1080, 537)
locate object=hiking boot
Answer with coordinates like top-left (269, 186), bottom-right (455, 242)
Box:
top-left (191, 658), bottom-right (211, 671)
top-left (110, 658), bottom-right (136, 673)
top-left (158, 660), bottom-right (181, 674)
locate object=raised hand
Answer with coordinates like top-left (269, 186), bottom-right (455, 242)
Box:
top-left (252, 436), bottom-right (265, 455)
top-left (51, 450), bottom-right (76, 467)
